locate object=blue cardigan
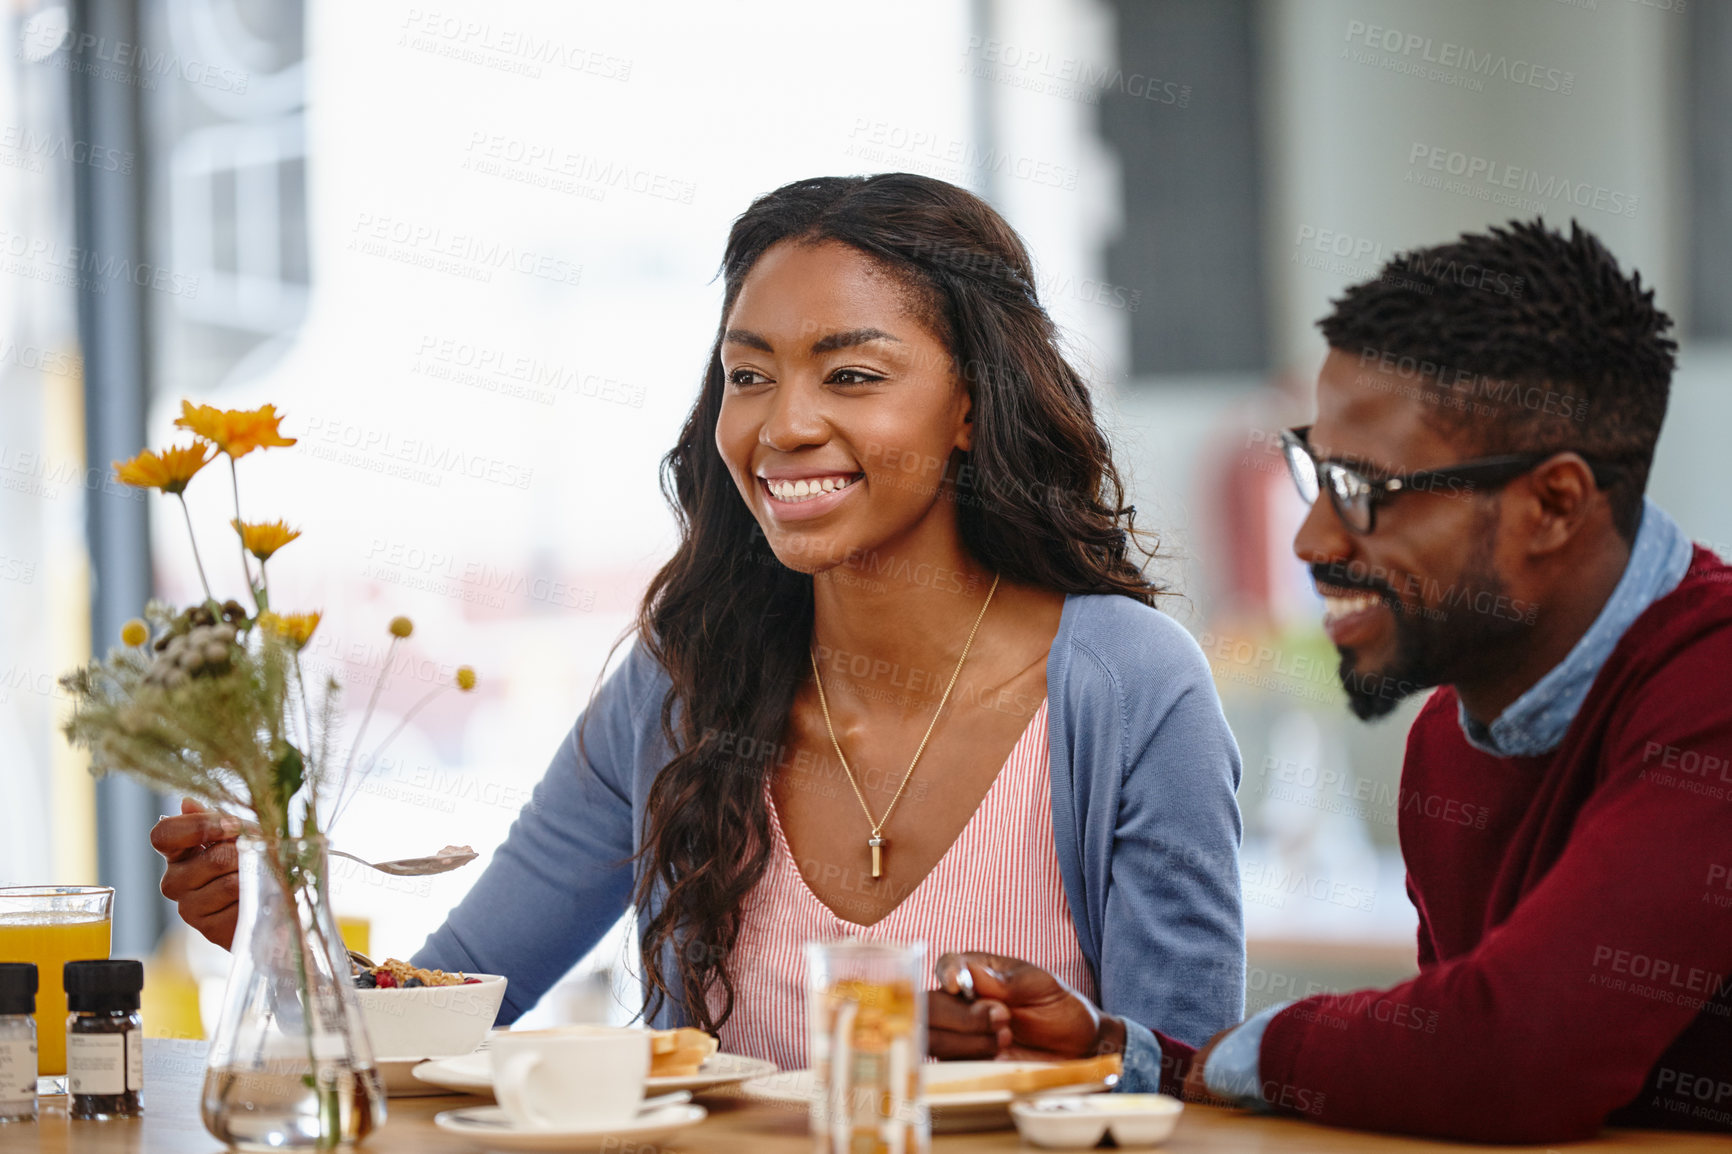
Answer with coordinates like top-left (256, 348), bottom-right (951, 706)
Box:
top-left (414, 591), bottom-right (1246, 1050)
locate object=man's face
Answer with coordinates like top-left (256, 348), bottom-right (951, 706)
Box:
top-left (1292, 349), bottom-right (1534, 719)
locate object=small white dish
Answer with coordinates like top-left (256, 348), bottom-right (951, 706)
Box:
top-left (432, 1103), bottom-right (707, 1151)
top-left (1010, 1093), bottom-right (1184, 1149)
top-left (412, 1038), bottom-right (779, 1097)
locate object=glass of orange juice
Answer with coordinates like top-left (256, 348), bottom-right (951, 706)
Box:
top-left (805, 939), bottom-right (928, 1154)
top-left (0, 886), bottom-right (113, 1093)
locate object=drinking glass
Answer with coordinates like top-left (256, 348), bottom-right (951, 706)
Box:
top-left (805, 939), bottom-right (928, 1154)
top-left (0, 886), bottom-right (114, 1094)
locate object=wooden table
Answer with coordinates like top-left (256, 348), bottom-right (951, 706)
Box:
top-left (10, 1040), bottom-right (1731, 1153)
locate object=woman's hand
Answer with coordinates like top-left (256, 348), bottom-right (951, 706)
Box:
top-left (149, 798), bottom-right (244, 950)
top-left (933, 951), bottom-right (1125, 1060)
top-left (928, 984), bottom-right (1012, 1059)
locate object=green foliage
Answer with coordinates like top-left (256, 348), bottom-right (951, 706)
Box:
top-left (58, 605), bottom-right (331, 842)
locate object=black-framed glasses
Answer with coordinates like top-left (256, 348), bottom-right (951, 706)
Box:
top-left (1278, 426), bottom-right (1618, 535)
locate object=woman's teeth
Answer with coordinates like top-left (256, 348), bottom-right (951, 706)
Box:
top-left (765, 475), bottom-right (858, 502)
top-left (1322, 591), bottom-right (1383, 623)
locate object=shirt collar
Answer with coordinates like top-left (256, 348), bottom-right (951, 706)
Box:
top-left (1459, 499), bottom-right (1693, 758)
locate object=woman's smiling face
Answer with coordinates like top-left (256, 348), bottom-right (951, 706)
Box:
top-left (715, 239), bottom-right (972, 574)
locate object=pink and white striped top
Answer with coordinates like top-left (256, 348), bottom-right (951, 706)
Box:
top-left (712, 697), bottom-right (1094, 1069)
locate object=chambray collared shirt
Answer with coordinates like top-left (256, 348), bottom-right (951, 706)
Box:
top-left (1193, 498), bottom-right (1695, 1106)
top-left (1458, 500), bottom-right (1693, 757)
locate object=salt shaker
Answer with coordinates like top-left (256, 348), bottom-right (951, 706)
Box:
top-left (0, 962), bottom-right (37, 1123)
top-left (64, 959), bottom-right (143, 1120)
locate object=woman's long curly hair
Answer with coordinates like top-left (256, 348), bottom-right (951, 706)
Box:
top-left (630, 172), bottom-right (1160, 1030)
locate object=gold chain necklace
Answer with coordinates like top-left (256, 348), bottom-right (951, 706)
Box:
top-left (807, 573), bottom-right (1001, 880)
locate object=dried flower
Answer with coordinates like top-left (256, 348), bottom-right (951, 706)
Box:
top-left (113, 444), bottom-right (213, 494)
top-left (174, 400), bottom-right (297, 459)
top-left (120, 619), bottom-right (149, 647)
top-left (232, 519), bottom-right (302, 561)
top-left (455, 666), bottom-right (477, 691)
top-left (259, 611), bottom-right (322, 649)
top-left (388, 616), bottom-right (414, 639)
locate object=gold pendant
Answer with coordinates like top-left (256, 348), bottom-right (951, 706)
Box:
top-left (868, 835), bottom-right (885, 879)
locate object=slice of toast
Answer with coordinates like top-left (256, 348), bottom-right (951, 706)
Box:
top-left (649, 1027), bottom-right (718, 1078)
top-left (925, 1053), bottom-right (1122, 1096)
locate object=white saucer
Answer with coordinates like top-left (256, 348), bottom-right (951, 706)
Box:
top-left (433, 1103), bottom-right (706, 1151)
top-left (413, 1045), bottom-right (778, 1097)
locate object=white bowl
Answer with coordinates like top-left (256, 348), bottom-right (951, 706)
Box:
top-left (355, 973), bottom-right (507, 1061)
top-left (1010, 1093), bottom-right (1184, 1149)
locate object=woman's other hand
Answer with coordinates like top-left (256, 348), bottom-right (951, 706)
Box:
top-left (933, 951), bottom-right (1125, 1060)
top-left (149, 798), bottom-right (244, 950)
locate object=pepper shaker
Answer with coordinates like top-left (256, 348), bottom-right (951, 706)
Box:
top-left (0, 963), bottom-right (36, 1123)
top-left (64, 960), bottom-right (143, 1120)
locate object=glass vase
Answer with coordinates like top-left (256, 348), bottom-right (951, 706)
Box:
top-left (200, 835), bottom-right (385, 1150)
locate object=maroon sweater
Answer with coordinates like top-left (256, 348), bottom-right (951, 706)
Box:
top-left (1236, 546), bottom-right (1732, 1142)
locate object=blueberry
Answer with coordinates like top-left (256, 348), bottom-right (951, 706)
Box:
top-left (354, 972), bottom-right (377, 988)
top-left (403, 977), bottom-right (424, 988)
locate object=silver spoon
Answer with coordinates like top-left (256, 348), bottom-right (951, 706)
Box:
top-left (329, 845), bottom-right (479, 876)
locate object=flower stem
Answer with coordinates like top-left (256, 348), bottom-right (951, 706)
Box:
top-left (174, 492), bottom-right (214, 602)
top-left (291, 651), bottom-right (318, 814)
top-left (228, 456), bottom-right (260, 612)
top-left (330, 636), bottom-right (398, 827)
top-left (328, 682), bottom-right (446, 829)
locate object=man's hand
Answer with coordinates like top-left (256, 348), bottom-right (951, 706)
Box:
top-left (932, 951), bottom-right (1124, 1061)
top-left (1180, 1028), bottom-right (1239, 1106)
top-left (149, 798), bottom-right (243, 950)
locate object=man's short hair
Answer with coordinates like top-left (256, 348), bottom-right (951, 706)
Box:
top-left (1318, 218), bottom-right (1676, 540)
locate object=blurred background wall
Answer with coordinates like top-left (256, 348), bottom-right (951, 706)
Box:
top-left (1, 0), bottom-right (1726, 1033)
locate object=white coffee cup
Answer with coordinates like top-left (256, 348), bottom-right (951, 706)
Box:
top-left (491, 1026), bottom-right (650, 1130)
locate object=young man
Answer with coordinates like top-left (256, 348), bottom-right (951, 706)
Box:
top-left (931, 220), bottom-right (1732, 1142)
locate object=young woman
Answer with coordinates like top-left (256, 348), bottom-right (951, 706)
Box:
top-left (153, 173), bottom-right (1246, 1068)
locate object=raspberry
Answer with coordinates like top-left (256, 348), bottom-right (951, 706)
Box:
top-left (375, 970), bottom-right (396, 989)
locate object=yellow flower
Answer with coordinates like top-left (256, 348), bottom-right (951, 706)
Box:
top-left (113, 444), bottom-right (213, 494)
top-left (174, 400), bottom-right (297, 459)
top-left (120, 619), bottom-right (149, 647)
top-left (232, 519), bottom-right (301, 561)
top-left (455, 666), bottom-right (477, 692)
top-left (388, 616), bottom-right (414, 639)
top-left (260, 611), bottom-right (321, 648)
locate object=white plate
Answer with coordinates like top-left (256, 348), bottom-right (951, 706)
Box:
top-left (740, 1062), bottom-right (1115, 1133)
top-left (433, 1103), bottom-right (706, 1151)
top-left (412, 1046), bottom-right (780, 1097)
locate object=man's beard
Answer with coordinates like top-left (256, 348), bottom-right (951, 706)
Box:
top-left (1324, 513), bottom-right (1531, 721)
